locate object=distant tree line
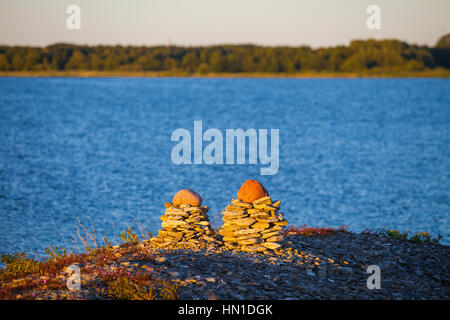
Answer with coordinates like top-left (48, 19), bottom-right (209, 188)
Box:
top-left (0, 35), bottom-right (449, 73)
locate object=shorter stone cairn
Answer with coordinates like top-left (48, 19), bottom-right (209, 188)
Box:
top-left (150, 189), bottom-right (220, 249)
top-left (218, 180), bottom-right (288, 253)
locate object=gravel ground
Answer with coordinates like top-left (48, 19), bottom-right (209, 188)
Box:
top-left (18, 230), bottom-right (447, 300)
top-left (153, 232), bottom-right (449, 299)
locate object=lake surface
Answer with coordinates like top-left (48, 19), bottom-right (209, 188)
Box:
top-left (0, 77), bottom-right (449, 256)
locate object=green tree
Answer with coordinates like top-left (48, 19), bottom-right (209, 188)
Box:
top-left (1, 36), bottom-right (449, 74)
top-left (103, 54), bottom-right (119, 70)
top-left (65, 50), bottom-right (89, 70)
top-left (182, 51), bottom-right (199, 72)
top-left (163, 57), bottom-right (179, 70)
top-left (11, 54), bottom-right (25, 70)
top-left (23, 49), bottom-right (41, 70)
top-left (0, 54), bottom-right (10, 71)
top-left (197, 63), bottom-right (210, 74)
top-left (435, 34), bottom-right (450, 48)
top-left (209, 51), bottom-right (226, 72)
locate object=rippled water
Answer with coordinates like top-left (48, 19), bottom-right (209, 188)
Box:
top-left (0, 77), bottom-right (449, 255)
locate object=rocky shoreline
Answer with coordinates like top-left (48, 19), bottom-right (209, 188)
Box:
top-left (3, 229), bottom-right (448, 300)
top-left (2, 180), bottom-right (448, 300)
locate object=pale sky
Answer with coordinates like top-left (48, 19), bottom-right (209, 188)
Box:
top-left (0, 0), bottom-right (449, 48)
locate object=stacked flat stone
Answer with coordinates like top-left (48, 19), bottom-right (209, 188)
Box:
top-left (150, 189), bottom-right (220, 248)
top-left (218, 180), bottom-right (288, 253)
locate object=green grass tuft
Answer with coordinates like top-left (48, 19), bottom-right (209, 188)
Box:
top-left (376, 227), bottom-right (442, 244)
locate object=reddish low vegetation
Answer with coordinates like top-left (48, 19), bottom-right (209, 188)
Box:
top-left (284, 225), bottom-right (348, 237)
top-left (0, 241), bottom-right (179, 300)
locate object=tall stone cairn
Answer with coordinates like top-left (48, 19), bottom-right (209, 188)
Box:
top-left (150, 189), bottom-right (221, 249)
top-left (218, 180), bottom-right (288, 253)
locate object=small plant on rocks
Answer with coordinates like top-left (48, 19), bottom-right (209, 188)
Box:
top-left (103, 236), bottom-right (113, 248)
top-left (108, 276), bottom-right (156, 300)
top-left (45, 246), bottom-right (67, 262)
top-left (119, 227), bottom-right (139, 245)
top-left (376, 228), bottom-right (409, 241)
top-left (377, 227), bottom-right (442, 244)
top-left (0, 253), bottom-right (42, 281)
top-left (409, 231), bottom-right (442, 244)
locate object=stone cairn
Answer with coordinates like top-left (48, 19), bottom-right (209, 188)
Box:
top-left (218, 180), bottom-right (288, 253)
top-left (150, 189), bottom-right (221, 249)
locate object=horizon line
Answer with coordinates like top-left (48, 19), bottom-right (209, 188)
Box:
top-left (0, 36), bottom-right (445, 49)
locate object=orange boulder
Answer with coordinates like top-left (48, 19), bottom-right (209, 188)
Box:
top-left (237, 180), bottom-right (269, 203)
top-left (172, 189), bottom-right (202, 206)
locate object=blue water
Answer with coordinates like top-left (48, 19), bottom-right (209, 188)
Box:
top-left (0, 77), bottom-right (449, 256)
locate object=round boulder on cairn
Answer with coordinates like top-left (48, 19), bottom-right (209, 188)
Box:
top-left (172, 189), bottom-right (203, 207)
top-left (237, 180), bottom-right (269, 203)
top-left (219, 180), bottom-right (288, 253)
top-left (150, 189), bottom-right (220, 249)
